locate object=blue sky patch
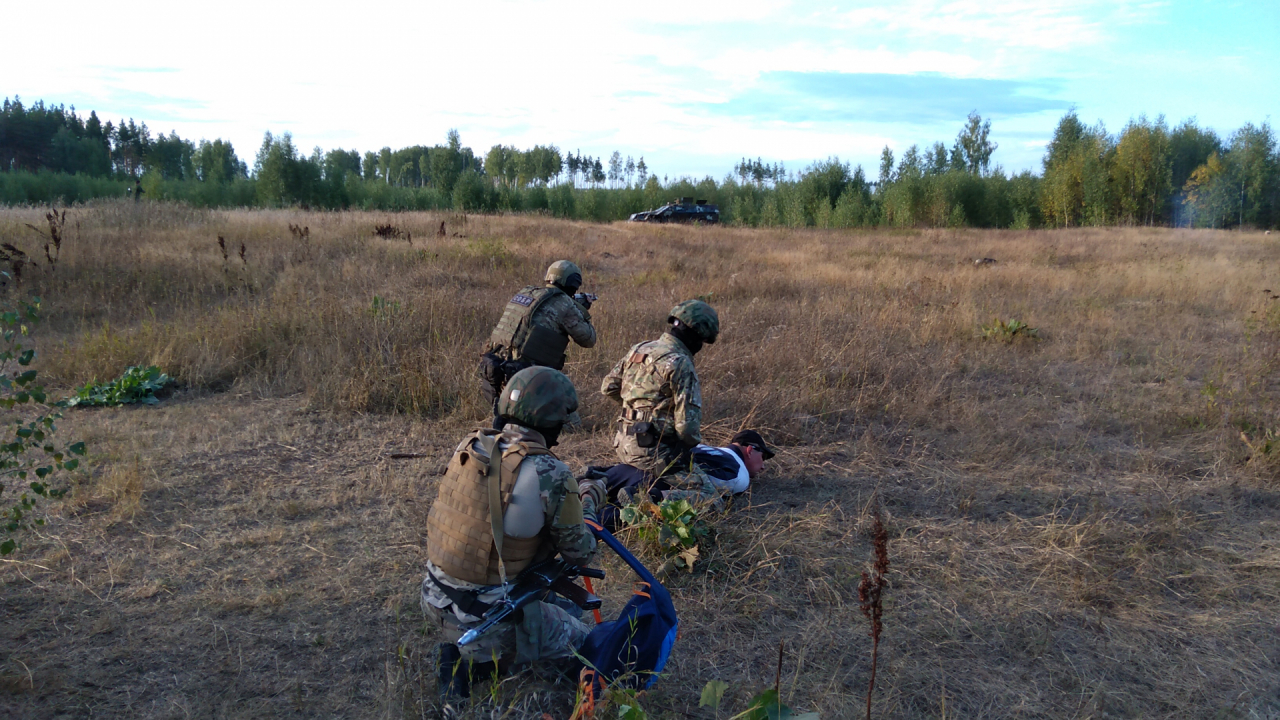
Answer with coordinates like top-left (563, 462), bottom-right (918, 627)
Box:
top-left (691, 72), bottom-right (1068, 125)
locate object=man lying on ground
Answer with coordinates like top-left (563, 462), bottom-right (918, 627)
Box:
top-left (583, 429), bottom-right (776, 530)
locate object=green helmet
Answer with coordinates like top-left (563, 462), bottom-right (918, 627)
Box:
top-left (545, 260), bottom-right (583, 291)
top-left (668, 299), bottom-right (719, 344)
top-left (497, 366), bottom-right (579, 428)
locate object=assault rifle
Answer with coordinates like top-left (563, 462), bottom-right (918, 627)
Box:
top-left (574, 292), bottom-right (598, 310)
top-left (457, 557), bottom-right (606, 646)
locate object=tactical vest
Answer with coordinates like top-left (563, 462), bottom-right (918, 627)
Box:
top-left (426, 430), bottom-right (550, 585)
top-left (488, 286), bottom-right (570, 369)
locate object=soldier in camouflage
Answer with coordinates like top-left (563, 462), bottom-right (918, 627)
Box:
top-left (480, 261), bottom-right (596, 426)
top-left (601, 299), bottom-right (720, 480)
top-left (422, 367), bottom-right (606, 711)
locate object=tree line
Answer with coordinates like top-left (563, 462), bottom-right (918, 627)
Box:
top-left (2, 96), bottom-right (1277, 229)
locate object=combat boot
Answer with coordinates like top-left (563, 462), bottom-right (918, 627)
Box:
top-left (437, 642), bottom-right (469, 717)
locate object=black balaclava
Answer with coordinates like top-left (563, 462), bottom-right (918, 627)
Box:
top-left (496, 418), bottom-right (562, 448)
top-left (534, 423), bottom-right (564, 448)
top-left (554, 272), bottom-right (583, 296)
top-left (667, 321), bottom-right (704, 355)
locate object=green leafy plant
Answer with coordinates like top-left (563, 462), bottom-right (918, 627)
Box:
top-left (1, 295), bottom-right (87, 554)
top-left (68, 365), bottom-right (172, 407)
top-left (699, 682), bottom-right (819, 719)
top-left (620, 497), bottom-right (709, 573)
top-left (981, 317), bottom-right (1041, 342)
top-left (370, 294), bottom-right (401, 317)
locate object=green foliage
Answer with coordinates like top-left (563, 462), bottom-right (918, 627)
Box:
top-left (370, 295), bottom-right (400, 317)
top-left (68, 365), bottom-right (172, 407)
top-left (701, 679), bottom-right (729, 709)
top-left (982, 318), bottom-right (1042, 342)
top-left (0, 169), bottom-right (129, 205)
top-left (0, 295), bottom-right (87, 554)
top-left (620, 497), bottom-right (709, 572)
top-left (6, 95), bottom-right (1277, 229)
top-left (699, 681), bottom-right (819, 719)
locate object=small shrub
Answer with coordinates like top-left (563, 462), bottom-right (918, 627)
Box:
top-left (68, 365), bottom-right (172, 407)
top-left (620, 498), bottom-right (710, 574)
top-left (982, 317), bottom-right (1041, 342)
top-left (370, 295), bottom-right (401, 317)
top-left (1, 295), bottom-right (87, 554)
top-left (373, 222), bottom-right (408, 241)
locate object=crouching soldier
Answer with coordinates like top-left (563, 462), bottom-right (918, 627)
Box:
top-left (601, 299), bottom-right (719, 479)
top-left (421, 366), bottom-right (606, 712)
top-left (479, 260), bottom-right (597, 427)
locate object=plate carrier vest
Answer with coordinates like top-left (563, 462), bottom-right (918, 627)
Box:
top-left (427, 429), bottom-right (550, 586)
top-left (488, 285), bottom-right (570, 369)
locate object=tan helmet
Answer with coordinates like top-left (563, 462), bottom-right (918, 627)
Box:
top-left (668, 299), bottom-right (719, 344)
top-left (497, 366), bottom-right (579, 428)
top-left (545, 260), bottom-right (583, 292)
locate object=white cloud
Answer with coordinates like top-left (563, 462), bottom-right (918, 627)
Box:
top-left (0, 0), bottom-right (1258, 178)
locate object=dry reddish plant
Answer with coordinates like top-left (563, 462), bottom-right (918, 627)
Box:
top-left (858, 505), bottom-right (889, 720)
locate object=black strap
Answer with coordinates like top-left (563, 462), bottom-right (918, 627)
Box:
top-left (427, 570), bottom-right (494, 618)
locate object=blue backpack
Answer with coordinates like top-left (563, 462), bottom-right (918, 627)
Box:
top-left (575, 521), bottom-right (679, 691)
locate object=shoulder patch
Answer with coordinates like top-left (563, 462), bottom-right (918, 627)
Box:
top-left (629, 351), bottom-right (647, 364)
top-left (510, 294), bottom-right (535, 307)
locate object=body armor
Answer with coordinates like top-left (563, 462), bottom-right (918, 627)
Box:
top-left (427, 430), bottom-right (549, 585)
top-left (488, 285), bottom-right (570, 368)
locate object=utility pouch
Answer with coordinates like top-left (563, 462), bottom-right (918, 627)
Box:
top-left (629, 421), bottom-right (658, 448)
top-left (519, 323), bottom-right (569, 369)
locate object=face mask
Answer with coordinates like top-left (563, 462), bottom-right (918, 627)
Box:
top-left (537, 424), bottom-right (563, 448)
top-left (667, 323), bottom-right (703, 354)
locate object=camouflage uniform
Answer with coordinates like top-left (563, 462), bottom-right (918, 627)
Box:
top-left (601, 332), bottom-right (703, 476)
top-left (480, 286), bottom-right (596, 425)
top-left (484, 288), bottom-right (596, 369)
top-left (421, 424), bottom-right (599, 664)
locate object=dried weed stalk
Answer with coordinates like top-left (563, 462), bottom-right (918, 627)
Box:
top-left (858, 504), bottom-right (889, 720)
top-left (24, 207), bottom-right (65, 271)
top-left (0, 242), bottom-right (31, 281)
top-left (373, 223), bottom-right (410, 245)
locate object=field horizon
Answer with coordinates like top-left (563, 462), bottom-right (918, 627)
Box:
top-left (1, 203), bottom-right (1278, 718)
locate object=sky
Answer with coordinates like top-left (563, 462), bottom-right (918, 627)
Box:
top-left (3, 0), bottom-right (1277, 180)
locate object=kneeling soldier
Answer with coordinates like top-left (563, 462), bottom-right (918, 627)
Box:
top-left (421, 366), bottom-right (605, 712)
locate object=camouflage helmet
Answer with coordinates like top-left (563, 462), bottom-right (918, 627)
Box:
top-left (545, 260), bottom-right (583, 291)
top-left (668, 299), bottom-right (719, 344)
top-left (497, 366), bottom-right (579, 428)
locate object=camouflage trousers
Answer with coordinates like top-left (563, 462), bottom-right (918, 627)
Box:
top-left (656, 463), bottom-right (723, 507)
top-left (610, 431), bottom-right (722, 506)
top-left (424, 599), bottom-right (590, 665)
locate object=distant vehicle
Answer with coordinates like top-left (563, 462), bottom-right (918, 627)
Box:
top-left (628, 197), bottom-right (720, 224)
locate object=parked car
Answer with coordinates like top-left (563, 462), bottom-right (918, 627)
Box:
top-left (628, 197), bottom-right (720, 224)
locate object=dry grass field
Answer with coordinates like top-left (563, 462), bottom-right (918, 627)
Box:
top-left (1, 201), bottom-right (1278, 719)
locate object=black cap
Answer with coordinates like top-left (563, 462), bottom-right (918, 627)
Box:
top-left (731, 430), bottom-right (774, 460)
